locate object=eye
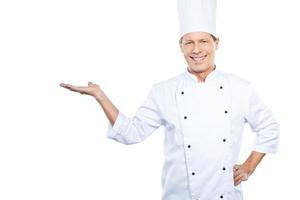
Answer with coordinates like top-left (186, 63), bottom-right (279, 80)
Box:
top-left (185, 42), bottom-right (192, 45)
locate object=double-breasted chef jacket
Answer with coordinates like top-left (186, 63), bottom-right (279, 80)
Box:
top-left (106, 68), bottom-right (280, 200)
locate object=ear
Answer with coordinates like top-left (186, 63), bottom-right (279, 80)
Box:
top-left (180, 43), bottom-right (184, 53)
top-left (215, 38), bottom-right (220, 50)
top-left (179, 37), bottom-right (184, 53)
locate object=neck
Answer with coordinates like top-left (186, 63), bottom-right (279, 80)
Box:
top-left (187, 65), bottom-right (216, 82)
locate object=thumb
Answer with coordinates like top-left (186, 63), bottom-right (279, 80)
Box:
top-left (88, 82), bottom-right (93, 86)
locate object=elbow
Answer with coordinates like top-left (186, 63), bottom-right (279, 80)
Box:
top-left (121, 130), bottom-right (146, 145)
top-left (122, 139), bottom-right (143, 145)
top-left (107, 129), bottom-right (146, 145)
top-left (254, 122), bottom-right (280, 154)
top-left (107, 116), bottom-right (154, 145)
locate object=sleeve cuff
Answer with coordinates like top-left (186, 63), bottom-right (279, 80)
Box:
top-left (253, 145), bottom-right (278, 154)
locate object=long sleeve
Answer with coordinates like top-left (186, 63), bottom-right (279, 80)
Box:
top-left (106, 84), bottom-right (164, 145)
top-left (244, 84), bottom-right (280, 154)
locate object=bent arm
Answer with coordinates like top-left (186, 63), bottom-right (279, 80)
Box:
top-left (243, 151), bottom-right (265, 173)
top-left (100, 85), bottom-right (164, 145)
top-left (94, 91), bottom-right (119, 126)
top-left (244, 84), bottom-right (280, 154)
top-left (234, 151), bottom-right (265, 186)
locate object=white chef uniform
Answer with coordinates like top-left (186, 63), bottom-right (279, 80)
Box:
top-left (107, 0), bottom-right (279, 199)
top-left (106, 67), bottom-right (280, 200)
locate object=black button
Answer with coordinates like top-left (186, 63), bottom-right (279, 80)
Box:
top-left (187, 145), bottom-right (191, 148)
top-left (223, 139), bottom-right (226, 142)
top-left (222, 167), bottom-right (226, 171)
top-left (220, 195), bottom-right (224, 199)
top-left (220, 86), bottom-right (223, 89)
top-left (184, 116), bottom-right (187, 119)
top-left (181, 91), bottom-right (184, 95)
top-left (224, 110), bottom-right (228, 114)
top-left (192, 172), bottom-right (195, 176)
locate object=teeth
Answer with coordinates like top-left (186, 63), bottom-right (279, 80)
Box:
top-left (191, 55), bottom-right (206, 62)
top-left (194, 57), bottom-right (203, 61)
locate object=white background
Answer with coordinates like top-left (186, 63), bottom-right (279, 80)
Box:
top-left (0, 0), bottom-right (299, 199)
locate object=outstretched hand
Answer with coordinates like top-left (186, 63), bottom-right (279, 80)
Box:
top-left (60, 82), bottom-right (103, 98)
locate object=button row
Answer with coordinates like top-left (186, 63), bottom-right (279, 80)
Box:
top-left (180, 85), bottom-right (224, 95)
top-left (192, 195), bottom-right (224, 200)
top-left (190, 166), bottom-right (227, 176)
top-left (182, 86), bottom-right (225, 200)
top-left (187, 138), bottom-right (226, 150)
top-left (183, 110), bottom-right (228, 120)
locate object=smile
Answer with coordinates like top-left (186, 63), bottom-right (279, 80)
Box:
top-left (190, 55), bottom-right (207, 63)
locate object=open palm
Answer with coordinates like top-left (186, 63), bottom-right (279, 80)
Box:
top-left (60, 82), bottom-right (101, 97)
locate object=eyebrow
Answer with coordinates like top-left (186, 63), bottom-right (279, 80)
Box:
top-left (184, 39), bottom-right (209, 42)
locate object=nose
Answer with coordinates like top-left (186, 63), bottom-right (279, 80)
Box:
top-left (192, 43), bottom-right (201, 54)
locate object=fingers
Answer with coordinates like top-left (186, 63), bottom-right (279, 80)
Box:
top-left (233, 164), bottom-right (250, 186)
top-left (60, 82), bottom-right (87, 94)
top-left (60, 83), bottom-right (76, 91)
top-left (234, 172), bottom-right (249, 186)
top-left (233, 164), bottom-right (241, 178)
top-left (233, 164), bottom-right (240, 171)
top-left (233, 166), bottom-right (242, 186)
top-left (234, 173), bottom-right (243, 186)
top-left (234, 171), bottom-right (248, 186)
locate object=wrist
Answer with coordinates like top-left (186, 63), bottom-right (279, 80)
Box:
top-left (94, 91), bottom-right (106, 101)
top-left (242, 161), bottom-right (256, 175)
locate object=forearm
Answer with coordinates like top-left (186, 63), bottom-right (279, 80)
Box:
top-left (94, 91), bottom-right (119, 126)
top-left (243, 151), bottom-right (266, 174)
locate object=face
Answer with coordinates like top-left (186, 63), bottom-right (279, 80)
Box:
top-left (180, 32), bottom-right (219, 73)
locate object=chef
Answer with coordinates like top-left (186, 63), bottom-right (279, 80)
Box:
top-left (60, 0), bottom-right (280, 199)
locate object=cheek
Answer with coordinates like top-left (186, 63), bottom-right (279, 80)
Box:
top-left (203, 45), bottom-right (213, 52)
top-left (206, 48), bottom-right (216, 57)
top-left (182, 49), bottom-right (192, 57)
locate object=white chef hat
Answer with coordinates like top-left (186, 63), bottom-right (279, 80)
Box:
top-left (177, 0), bottom-right (217, 39)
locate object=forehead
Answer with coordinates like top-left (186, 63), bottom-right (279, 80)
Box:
top-left (182, 32), bottom-right (212, 41)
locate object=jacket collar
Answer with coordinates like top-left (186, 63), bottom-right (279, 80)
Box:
top-left (184, 65), bottom-right (219, 83)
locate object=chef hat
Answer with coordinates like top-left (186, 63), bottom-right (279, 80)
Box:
top-left (177, 0), bottom-right (217, 39)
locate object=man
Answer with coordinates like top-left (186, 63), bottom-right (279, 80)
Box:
top-left (60, 0), bottom-right (279, 199)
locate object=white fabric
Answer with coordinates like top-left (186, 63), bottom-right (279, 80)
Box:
top-left (177, 0), bottom-right (217, 38)
top-left (107, 68), bottom-right (280, 200)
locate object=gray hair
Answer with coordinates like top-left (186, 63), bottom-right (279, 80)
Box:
top-left (179, 34), bottom-right (218, 44)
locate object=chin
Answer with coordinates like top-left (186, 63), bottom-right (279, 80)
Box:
top-left (189, 64), bottom-right (209, 73)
